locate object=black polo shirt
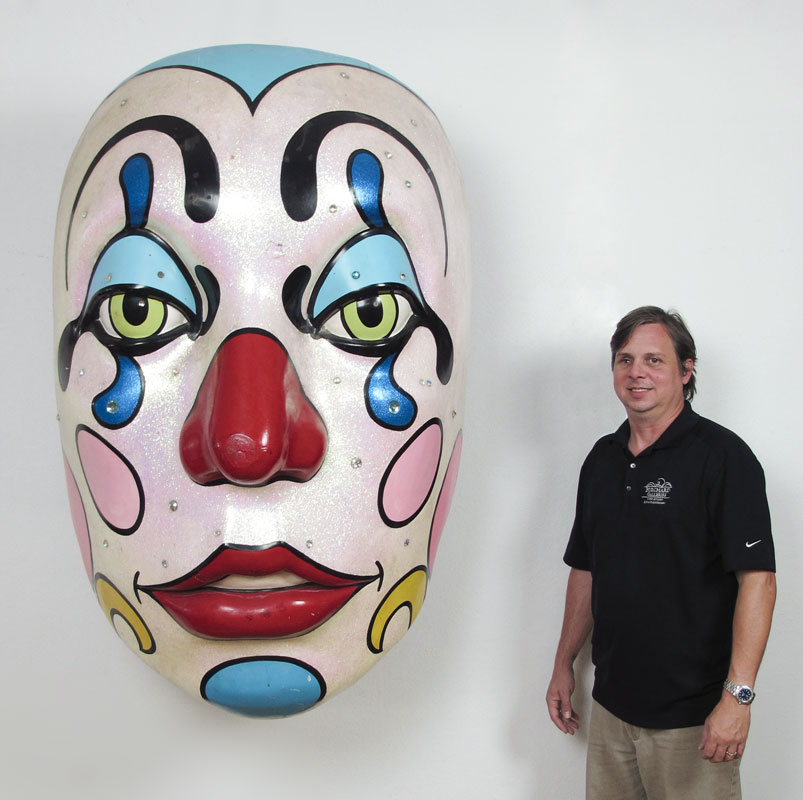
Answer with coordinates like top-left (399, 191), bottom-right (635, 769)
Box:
top-left (564, 403), bottom-right (774, 729)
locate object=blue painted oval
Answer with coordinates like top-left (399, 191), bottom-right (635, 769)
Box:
top-left (202, 658), bottom-right (324, 718)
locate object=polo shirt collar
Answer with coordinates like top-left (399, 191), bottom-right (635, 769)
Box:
top-left (611, 402), bottom-right (700, 456)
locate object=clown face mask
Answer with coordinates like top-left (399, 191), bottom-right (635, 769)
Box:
top-left (53, 45), bottom-right (469, 717)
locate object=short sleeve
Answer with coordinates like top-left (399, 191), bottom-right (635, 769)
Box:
top-left (708, 432), bottom-right (775, 573)
top-left (564, 454), bottom-right (592, 570)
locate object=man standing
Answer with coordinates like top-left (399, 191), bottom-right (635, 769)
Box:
top-left (546, 307), bottom-right (776, 799)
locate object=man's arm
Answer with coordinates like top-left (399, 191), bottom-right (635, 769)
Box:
top-left (699, 569), bottom-right (777, 762)
top-left (546, 568), bottom-right (593, 734)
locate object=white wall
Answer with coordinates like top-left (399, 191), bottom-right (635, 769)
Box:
top-left (2, 1), bottom-right (799, 797)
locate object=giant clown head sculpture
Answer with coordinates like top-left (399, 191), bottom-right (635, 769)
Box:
top-left (53, 45), bottom-right (469, 716)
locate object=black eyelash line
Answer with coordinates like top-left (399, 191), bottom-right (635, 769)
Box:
top-left (281, 264), bottom-right (453, 385)
top-left (282, 265), bottom-right (315, 335)
top-left (58, 147), bottom-right (220, 391)
top-left (58, 255), bottom-right (217, 390)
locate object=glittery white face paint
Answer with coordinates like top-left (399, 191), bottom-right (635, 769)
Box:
top-left (54, 45), bottom-right (469, 716)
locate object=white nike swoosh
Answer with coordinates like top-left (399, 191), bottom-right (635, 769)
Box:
top-left (745, 540), bottom-right (762, 548)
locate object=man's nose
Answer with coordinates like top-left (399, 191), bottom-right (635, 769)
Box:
top-left (179, 331), bottom-right (327, 486)
top-left (627, 359), bottom-right (645, 377)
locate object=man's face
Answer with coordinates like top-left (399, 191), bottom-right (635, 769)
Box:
top-left (612, 323), bottom-right (691, 423)
top-left (53, 46), bottom-right (469, 717)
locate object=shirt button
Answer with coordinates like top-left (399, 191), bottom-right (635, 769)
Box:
top-left (626, 485), bottom-right (632, 491)
top-left (630, 463), bottom-right (637, 469)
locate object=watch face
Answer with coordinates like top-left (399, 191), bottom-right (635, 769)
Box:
top-left (737, 687), bottom-right (754, 703)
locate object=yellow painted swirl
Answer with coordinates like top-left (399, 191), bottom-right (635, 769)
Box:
top-left (368, 566), bottom-right (428, 653)
top-left (95, 574), bottom-right (155, 654)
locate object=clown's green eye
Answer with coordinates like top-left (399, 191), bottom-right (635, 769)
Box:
top-left (319, 290), bottom-right (415, 346)
top-left (95, 289), bottom-right (191, 348)
top-left (109, 291), bottom-right (166, 339)
top-left (341, 294), bottom-right (398, 341)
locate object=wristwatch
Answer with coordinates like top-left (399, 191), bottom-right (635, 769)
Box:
top-left (723, 680), bottom-right (756, 705)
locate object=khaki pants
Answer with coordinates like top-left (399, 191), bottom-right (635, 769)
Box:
top-left (587, 701), bottom-right (741, 800)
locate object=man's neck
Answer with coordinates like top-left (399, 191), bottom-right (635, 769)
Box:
top-left (627, 401), bottom-right (685, 456)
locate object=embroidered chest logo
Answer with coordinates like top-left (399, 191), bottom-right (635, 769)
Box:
top-left (642, 478), bottom-right (672, 505)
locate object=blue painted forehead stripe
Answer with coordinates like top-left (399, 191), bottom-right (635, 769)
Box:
top-left (137, 44), bottom-right (388, 103)
top-left (121, 155), bottom-right (151, 228)
top-left (350, 151), bottom-right (385, 229)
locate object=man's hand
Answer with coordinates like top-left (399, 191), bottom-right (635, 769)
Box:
top-left (547, 569), bottom-right (593, 735)
top-left (546, 664), bottom-right (580, 734)
top-left (699, 695), bottom-right (751, 762)
top-left (699, 570), bottom-right (775, 762)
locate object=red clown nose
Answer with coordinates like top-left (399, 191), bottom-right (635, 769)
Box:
top-left (180, 331), bottom-right (327, 486)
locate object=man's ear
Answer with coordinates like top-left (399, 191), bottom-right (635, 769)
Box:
top-left (681, 359), bottom-right (694, 384)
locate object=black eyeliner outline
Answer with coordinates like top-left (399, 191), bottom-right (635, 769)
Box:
top-left (282, 235), bottom-right (452, 386)
top-left (59, 227), bottom-right (212, 388)
top-left (106, 291), bottom-right (171, 339)
top-left (326, 324), bottom-right (417, 360)
top-left (340, 292), bottom-right (400, 340)
top-left (87, 286), bottom-right (193, 354)
top-left (195, 265), bottom-right (220, 336)
top-left (282, 265), bottom-right (315, 335)
top-left (318, 287), bottom-right (420, 345)
top-left (306, 229), bottom-right (419, 325)
top-left (80, 228), bottom-right (203, 346)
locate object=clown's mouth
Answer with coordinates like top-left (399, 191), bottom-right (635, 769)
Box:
top-left (138, 543), bottom-right (379, 639)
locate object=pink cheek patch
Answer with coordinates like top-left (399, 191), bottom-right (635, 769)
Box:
top-left (428, 431), bottom-right (462, 569)
top-left (379, 419), bottom-right (443, 527)
top-left (76, 426), bottom-right (144, 534)
top-left (63, 454), bottom-right (93, 581)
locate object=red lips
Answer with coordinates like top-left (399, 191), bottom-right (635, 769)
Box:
top-left (140, 544), bottom-right (377, 639)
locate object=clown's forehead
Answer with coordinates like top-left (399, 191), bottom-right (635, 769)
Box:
top-left (58, 44), bottom-right (454, 298)
top-left (134, 44), bottom-right (390, 104)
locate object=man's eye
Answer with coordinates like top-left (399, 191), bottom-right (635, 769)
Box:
top-left (321, 292), bottom-right (413, 344)
top-left (96, 289), bottom-right (190, 344)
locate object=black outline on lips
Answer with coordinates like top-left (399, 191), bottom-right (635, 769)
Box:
top-left (136, 542), bottom-right (383, 640)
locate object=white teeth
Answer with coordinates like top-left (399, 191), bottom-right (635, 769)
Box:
top-left (208, 571), bottom-right (307, 590)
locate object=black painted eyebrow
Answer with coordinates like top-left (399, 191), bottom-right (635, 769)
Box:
top-left (280, 110), bottom-right (449, 275)
top-left (63, 115), bottom-right (220, 289)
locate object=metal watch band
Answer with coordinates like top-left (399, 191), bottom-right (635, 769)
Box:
top-left (723, 679), bottom-right (756, 704)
